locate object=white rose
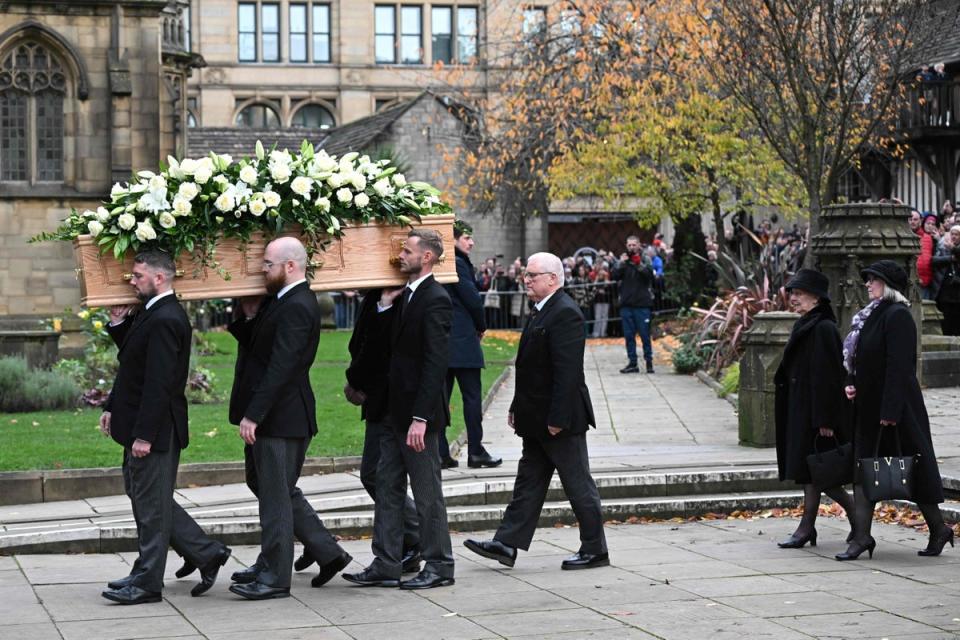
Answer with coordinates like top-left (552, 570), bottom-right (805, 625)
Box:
top-left (291, 176), bottom-right (313, 197)
top-left (239, 165), bottom-right (258, 185)
top-left (270, 149), bottom-right (292, 165)
top-left (194, 166), bottom-right (213, 184)
top-left (117, 213), bottom-right (137, 230)
top-left (214, 192), bottom-right (235, 212)
top-left (393, 173), bottom-right (406, 187)
top-left (269, 162), bottom-right (292, 184)
top-left (96, 206), bottom-right (111, 223)
top-left (338, 158), bottom-right (355, 173)
top-left (149, 175), bottom-right (166, 191)
top-left (327, 173), bottom-right (344, 188)
top-left (172, 196), bottom-right (192, 216)
top-left (87, 220), bottom-right (104, 237)
top-left (315, 196), bottom-right (331, 213)
top-left (349, 172), bottom-right (367, 190)
top-left (263, 190), bottom-right (281, 208)
top-left (179, 158), bottom-right (198, 175)
top-left (219, 154), bottom-right (233, 167)
top-left (134, 220), bottom-right (157, 241)
top-left (336, 187), bottom-right (353, 204)
top-left (354, 192), bottom-right (370, 208)
top-left (110, 182), bottom-right (126, 199)
top-left (315, 155), bottom-right (337, 172)
top-left (373, 179), bottom-right (393, 197)
top-left (213, 174), bottom-right (229, 187)
top-left (158, 212), bottom-right (177, 229)
top-left (177, 182), bottom-right (199, 201)
top-left (82, 209), bottom-right (96, 218)
top-left (248, 199), bottom-right (267, 216)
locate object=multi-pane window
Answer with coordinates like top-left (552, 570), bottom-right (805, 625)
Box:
top-left (400, 6), bottom-right (423, 64)
top-left (261, 3), bottom-right (280, 61)
top-left (238, 3), bottom-right (257, 61)
top-left (183, 6), bottom-right (192, 52)
top-left (375, 6), bottom-right (396, 63)
top-left (291, 104), bottom-right (335, 129)
top-left (432, 7), bottom-right (452, 64)
top-left (522, 7), bottom-right (547, 40)
top-left (313, 4), bottom-right (331, 62)
top-left (235, 102), bottom-right (281, 127)
top-left (0, 42), bottom-right (66, 183)
top-left (290, 4), bottom-right (308, 62)
top-left (457, 7), bottom-right (478, 62)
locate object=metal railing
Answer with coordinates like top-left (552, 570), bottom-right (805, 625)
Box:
top-left (899, 80), bottom-right (960, 130)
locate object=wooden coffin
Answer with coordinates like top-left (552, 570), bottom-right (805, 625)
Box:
top-left (73, 214), bottom-right (456, 307)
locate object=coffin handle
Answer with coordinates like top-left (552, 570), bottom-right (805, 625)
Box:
top-left (121, 269), bottom-right (185, 280)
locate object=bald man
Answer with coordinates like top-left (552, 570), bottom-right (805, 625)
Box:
top-left (227, 237), bottom-right (351, 600)
top-left (464, 252), bottom-right (608, 571)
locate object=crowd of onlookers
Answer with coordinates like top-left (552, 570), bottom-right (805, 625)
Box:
top-left (910, 201), bottom-right (960, 335)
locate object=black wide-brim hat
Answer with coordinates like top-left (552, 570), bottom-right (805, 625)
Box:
top-left (785, 268), bottom-right (831, 301)
top-left (860, 259), bottom-right (909, 295)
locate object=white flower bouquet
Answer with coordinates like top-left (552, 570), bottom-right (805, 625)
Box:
top-left (33, 140), bottom-right (451, 273)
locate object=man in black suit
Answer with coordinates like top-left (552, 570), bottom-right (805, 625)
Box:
top-left (438, 220), bottom-right (501, 469)
top-left (464, 252), bottom-right (609, 570)
top-left (343, 228), bottom-right (455, 589)
top-left (227, 237), bottom-right (351, 600)
top-left (100, 251), bottom-right (231, 605)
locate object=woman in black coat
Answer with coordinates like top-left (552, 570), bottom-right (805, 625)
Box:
top-left (774, 269), bottom-right (854, 549)
top-left (839, 260), bottom-right (953, 560)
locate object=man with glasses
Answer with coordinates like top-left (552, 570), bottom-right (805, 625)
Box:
top-left (464, 252), bottom-right (608, 571)
top-left (227, 237), bottom-right (351, 600)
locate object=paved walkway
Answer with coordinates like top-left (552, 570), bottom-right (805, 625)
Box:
top-left (2, 344), bottom-right (960, 638)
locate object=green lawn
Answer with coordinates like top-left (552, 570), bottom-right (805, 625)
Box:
top-left (0, 331), bottom-right (517, 471)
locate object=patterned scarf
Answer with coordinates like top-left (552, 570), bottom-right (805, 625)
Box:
top-left (842, 299), bottom-right (881, 374)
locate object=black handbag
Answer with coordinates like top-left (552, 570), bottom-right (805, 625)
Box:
top-left (805, 434), bottom-right (854, 490)
top-left (856, 425), bottom-right (917, 502)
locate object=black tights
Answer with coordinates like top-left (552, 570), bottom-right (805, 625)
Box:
top-left (847, 484), bottom-right (947, 544)
top-left (794, 484), bottom-right (854, 537)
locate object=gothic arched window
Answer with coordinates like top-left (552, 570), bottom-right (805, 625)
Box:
top-left (0, 41), bottom-right (66, 182)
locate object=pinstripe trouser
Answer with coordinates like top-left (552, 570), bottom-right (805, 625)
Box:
top-left (122, 446), bottom-right (223, 590)
top-left (249, 436), bottom-right (344, 589)
top-left (370, 425), bottom-right (454, 579)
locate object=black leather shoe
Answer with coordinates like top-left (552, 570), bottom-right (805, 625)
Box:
top-left (191, 546), bottom-right (231, 597)
top-left (230, 564), bottom-right (261, 584)
top-left (646, 361), bottom-right (655, 374)
top-left (312, 552), bottom-right (353, 587)
top-left (401, 548), bottom-right (422, 574)
top-left (106, 574), bottom-right (136, 590)
top-left (342, 567), bottom-right (400, 587)
top-left (561, 551), bottom-right (610, 570)
top-left (467, 451), bottom-right (503, 468)
top-left (229, 581), bottom-right (290, 600)
top-left (400, 570), bottom-right (454, 590)
top-left (101, 585), bottom-right (162, 605)
top-left (778, 529), bottom-right (817, 549)
top-left (294, 549), bottom-right (316, 572)
top-left (620, 364), bottom-right (640, 374)
top-left (464, 538), bottom-right (517, 567)
top-left (440, 456), bottom-right (459, 469)
top-left (175, 559), bottom-right (197, 579)
top-left (919, 526), bottom-right (955, 557)
top-left (835, 537), bottom-right (876, 561)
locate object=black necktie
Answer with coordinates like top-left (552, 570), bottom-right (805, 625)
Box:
top-left (400, 286), bottom-right (413, 317)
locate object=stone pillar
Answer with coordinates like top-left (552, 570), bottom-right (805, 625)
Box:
top-left (808, 203), bottom-right (922, 377)
top-left (922, 300), bottom-right (943, 336)
top-left (738, 311), bottom-right (798, 447)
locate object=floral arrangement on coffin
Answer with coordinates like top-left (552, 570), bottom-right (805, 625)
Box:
top-left (32, 140), bottom-right (452, 275)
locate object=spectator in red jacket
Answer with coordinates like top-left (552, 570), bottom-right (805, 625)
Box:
top-left (918, 212), bottom-right (940, 299)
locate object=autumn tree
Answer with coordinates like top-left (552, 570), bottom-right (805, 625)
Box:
top-left (699, 0), bottom-right (928, 250)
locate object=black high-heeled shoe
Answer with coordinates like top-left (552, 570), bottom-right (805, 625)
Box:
top-left (835, 537), bottom-right (876, 561)
top-left (918, 527), bottom-right (955, 557)
top-left (778, 529), bottom-right (817, 549)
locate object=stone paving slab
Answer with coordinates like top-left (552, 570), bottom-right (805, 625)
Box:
top-left (1, 521), bottom-right (958, 639)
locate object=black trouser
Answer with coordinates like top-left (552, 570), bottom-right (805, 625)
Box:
top-left (246, 436), bottom-right (344, 588)
top-left (370, 425), bottom-right (454, 579)
top-left (122, 432), bottom-right (221, 593)
top-left (439, 367), bottom-right (484, 459)
top-left (361, 419), bottom-right (420, 551)
top-left (495, 432), bottom-right (607, 555)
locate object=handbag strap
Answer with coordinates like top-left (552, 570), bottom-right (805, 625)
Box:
top-left (872, 423), bottom-right (903, 459)
top-left (812, 433), bottom-right (842, 453)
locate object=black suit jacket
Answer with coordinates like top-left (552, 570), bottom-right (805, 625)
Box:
top-left (104, 294), bottom-right (191, 451)
top-left (509, 290), bottom-right (596, 439)
top-left (445, 249), bottom-right (486, 369)
top-left (380, 274), bottom-right (452, 431)
top-left (345, 289), bottom-right (390, 422)
top-left (228, 281), bottom-right (321, 438)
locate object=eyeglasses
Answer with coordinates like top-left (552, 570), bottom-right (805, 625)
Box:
top-left (522, 271), bottom-right (551, 281)
top-left (263, 260), bottom-right (285, 269)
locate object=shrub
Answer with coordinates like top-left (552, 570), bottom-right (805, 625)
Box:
top-left (0, 357), bottom-right (80, 412)
top-left (718, 362), bottom-right (740, 397)
top-left (672, 342), bottom-right (705, 374)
